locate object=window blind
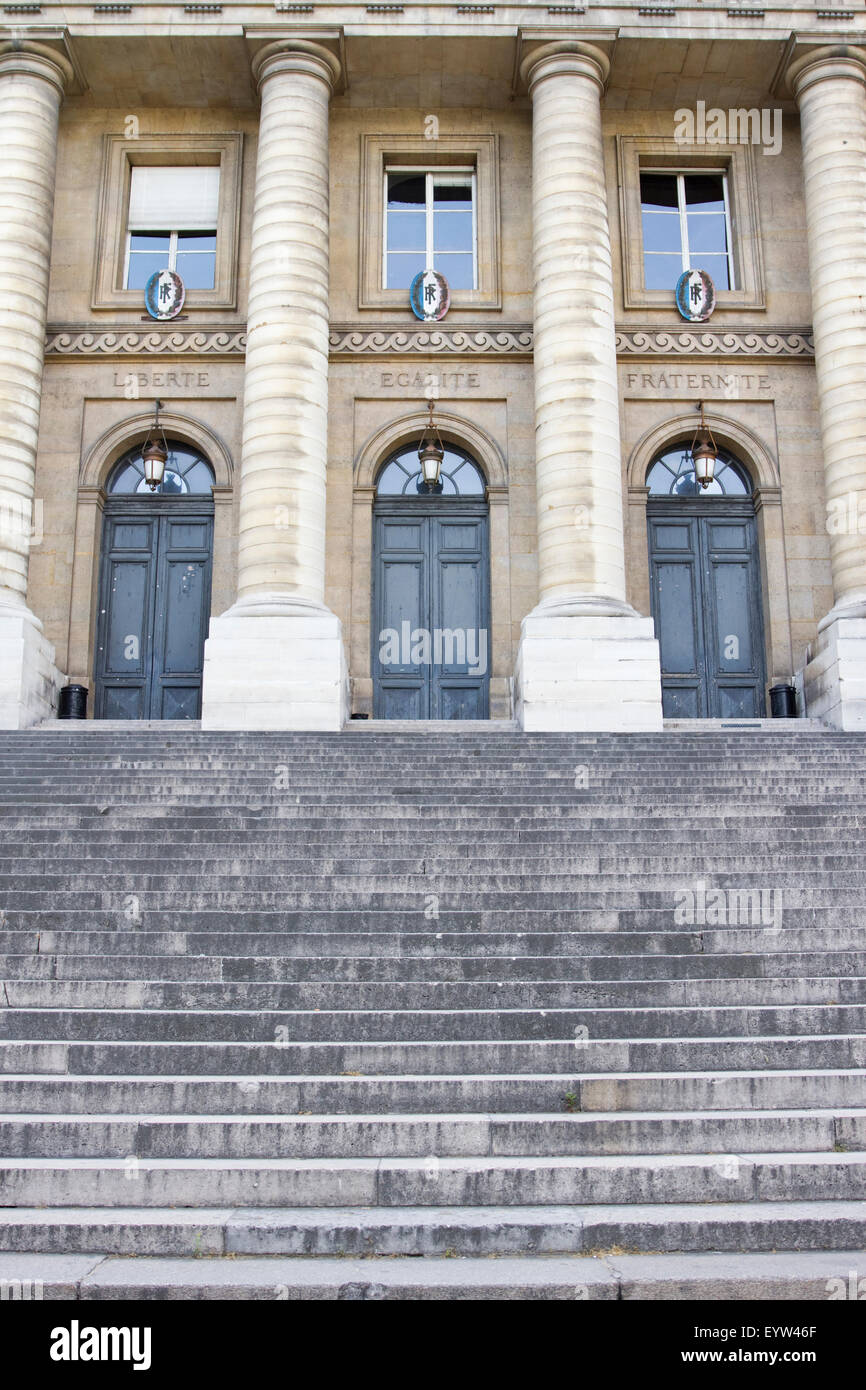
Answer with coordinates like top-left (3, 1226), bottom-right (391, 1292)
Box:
top-left (128, 166), bottom-right (220, 230)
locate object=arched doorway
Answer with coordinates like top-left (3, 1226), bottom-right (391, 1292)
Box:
top-left (94, 441), bottom-right (215, 720)
top-left (372, 442), bottom-right (490, 719)
top-left (647, 443), bottom-right (766, 719)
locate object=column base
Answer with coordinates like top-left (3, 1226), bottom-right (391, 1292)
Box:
top-left (802, 605), bottom-right (866, 731)
top-left (0, 600), bottom-right (63, 729)
top-left (201, 594), bottom-right (349, 731)
top-left (514, 600), bottom-right (664, 732)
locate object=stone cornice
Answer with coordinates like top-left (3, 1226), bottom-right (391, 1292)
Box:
top-left (44, 324), bottom-right (816, 360)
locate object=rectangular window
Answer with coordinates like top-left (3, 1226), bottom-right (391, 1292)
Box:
top-left (640, 170), bottom-right (735, 292)
top-left (124, 165), bottom-right (219, 291)
top-left (384, 168), bottom-right (477, 291)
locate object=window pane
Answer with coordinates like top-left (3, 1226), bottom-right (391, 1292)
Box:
top-left (433, 210), bottom-right (473, 252)
top-left (175, 252), bottom-right (215, 290)
top-left (387, 174), bottom-right (426, 208)
top-left (643, 253), bottom-right (683, 290)
top-left (108, 461), bottom-right (143, 494)
top-left (433, 182), bottom-right (472, 210)
top-left (129, 232), bottom-right (171, 252)
top-left (684, 174), bottom-right (726, 211)
top-left (434, 253), bottom-right (474, 289)
top-left (126, 251), bottom-right (170, 290)
top-left (176, 232), bottom-right (217, 252)
top-left (387, 210), bottom-right (426, 251)
top-left (640, 173), bottom-right (678, 210)
top-left (692, 253), bottom-right (731, 291)
top-left (387, 251), bottom-right (427, 289)
top-left (686, 212), bottom-right (728, 254)
top-left (641, 210), bottom-right (682, 254)
top-left (183, 460), bottom-right (215, 493)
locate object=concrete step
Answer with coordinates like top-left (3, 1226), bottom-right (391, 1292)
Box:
top-left (1, 1068), bottom-right (862, 1115)
top-left (2, 1108), bottom-right (863, 1159)
top-left (0, 1200), bottom-right (863, 1258)
top-left (2, 1151), bottom-right (865, 1207)
top-left (1, 1246), bottom-right (864, 1299)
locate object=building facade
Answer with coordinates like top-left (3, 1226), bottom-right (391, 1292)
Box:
top-left (1, 6), bottom-right (866, 732)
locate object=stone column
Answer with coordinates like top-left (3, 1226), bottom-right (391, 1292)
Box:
top-left (790, 46), bottom-right (866, 729)
top-left (202, 39), bottom-right (348, 730)
top-left (0, 43), bottom-right (70, 728)
top-left (513, 41), bottom-right (661, 730)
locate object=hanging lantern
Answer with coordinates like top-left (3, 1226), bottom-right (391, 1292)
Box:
top-left (141, 400), bottom-right (169, 491)
top-left (690, 402), bottom-right (718, 489)
top-left (418, 400), bottom-right (445, 489)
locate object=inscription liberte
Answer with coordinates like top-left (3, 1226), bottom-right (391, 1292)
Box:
top-left (113, 371), bottom-right (210, 388)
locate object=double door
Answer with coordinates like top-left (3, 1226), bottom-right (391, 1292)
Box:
top-left (94, 502), bottom-right (213, 720)
top-left (373, 503), bottom-right (490, 719)
top-left (648, 506), bottom-right (766, 719)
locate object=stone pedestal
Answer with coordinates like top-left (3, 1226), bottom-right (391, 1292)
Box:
top-left (514, 41), bottom-right (662, 731)
top-left (201, 594), bottom-right (347, 731)
top-left (514, 599), bottom-right (662, 732)
top-left (803, 606), bottom-right (866, 732)
top-left (0, 600), bottom-right (62, 729)
top-left (201, 40), bottom-right (348, 730)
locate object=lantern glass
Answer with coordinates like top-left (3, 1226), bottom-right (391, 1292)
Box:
top-left (419, 441), bottom-right (444, 488)
top-left (142, 439), bottom-right (168, 490)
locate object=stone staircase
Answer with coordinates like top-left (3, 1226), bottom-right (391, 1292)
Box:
top-left (0, 728), bottom-right (865, 1300)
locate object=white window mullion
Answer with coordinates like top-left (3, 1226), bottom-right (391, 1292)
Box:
top-left (168, 231), bottom-right (178, 271)
top-left (722, 172), bottom-right (736, 291)
top-left (425, 171), bottom-right (434, 271)
top-left (677, 173), bottom-right (689, 271)
top-left (122, 231), bottom-right (132, 289)
top-left (382, 169), bottom-right (389, 287)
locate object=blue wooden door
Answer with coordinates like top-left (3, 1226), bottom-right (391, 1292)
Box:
top-left (95, 501), bottom-right (213, 719)
top-left (373, 502), bottom-right (490, 719)
top-left (648, 504), bottom-right (766, 718)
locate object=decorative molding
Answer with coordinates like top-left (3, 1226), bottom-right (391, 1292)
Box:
top-left (615, 329), bottom-right (815, 358)
top-left (46, 328), bottom-right (247, 357)
top-left (329, 327), bottom-right (533, 356)
top-left (44, 325), bottom-right (815, 361)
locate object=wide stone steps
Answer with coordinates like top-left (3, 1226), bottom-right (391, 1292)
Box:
top-left (3, 1151), bottom-right (865, 1207)
top-left (1, 729), bottom-right (864, 1300)
top-left (2, 1200), bottom-right (866, 1259)
top-left (2, 1004), bottom-right (864, 1041)
top-left (1, 1068), bottom-right (862, 1114)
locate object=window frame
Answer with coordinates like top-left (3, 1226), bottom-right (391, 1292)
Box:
top-left (358, 133), bottom-right (501, 312)
top-left (123, 229), bottom-right (219, 293)
top-left (616, 135), bottom-right (766, 313)
top-left (382, 166), bottom-right (478, 292)
top-left (640, 168), bottom-right (736, 293)
top-left (91, 133), bottom-right (242, 313)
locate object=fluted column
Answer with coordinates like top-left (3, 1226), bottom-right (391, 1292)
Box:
top-left (790, 46), bottom-right (866, 728)
top-left (0, 43), bottom-right (70, 728)
top-left (514, 41), bottom-right (662, 730)
top-left (201, 40), bottom-right (348, 730)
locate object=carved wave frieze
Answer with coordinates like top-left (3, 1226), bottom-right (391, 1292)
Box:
top-left (44, 326), bottom-right (816, 359)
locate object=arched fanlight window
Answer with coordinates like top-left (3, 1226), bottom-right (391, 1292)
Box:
top-left (646, 442), bottom-right (753, 498)
top-left (376, 442), bottom-right (486, 497)
top-left (107, 440), bottom-right (215, 496)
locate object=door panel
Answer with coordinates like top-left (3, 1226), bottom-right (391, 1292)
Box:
top-left (373, 504), bottom-right (489, 720)
top-left (95, 505), bottom-right (213, 720)
top-left (649, 505), bottom-right (765, 719)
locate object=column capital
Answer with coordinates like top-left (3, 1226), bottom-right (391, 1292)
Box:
top-left (786, 44), bottom-right (866, 102)
top-left (519, 40), bottom-right (610, 98)
top-left (0, 41), bottom-right (73, 96)
top-left (251, 38), bottom-right (341, 95)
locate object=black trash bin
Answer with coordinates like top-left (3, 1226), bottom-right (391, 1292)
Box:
top-left (58, 684), bottom-right (88, 720)
top-left (769, 683), bottom-right (797, 719)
